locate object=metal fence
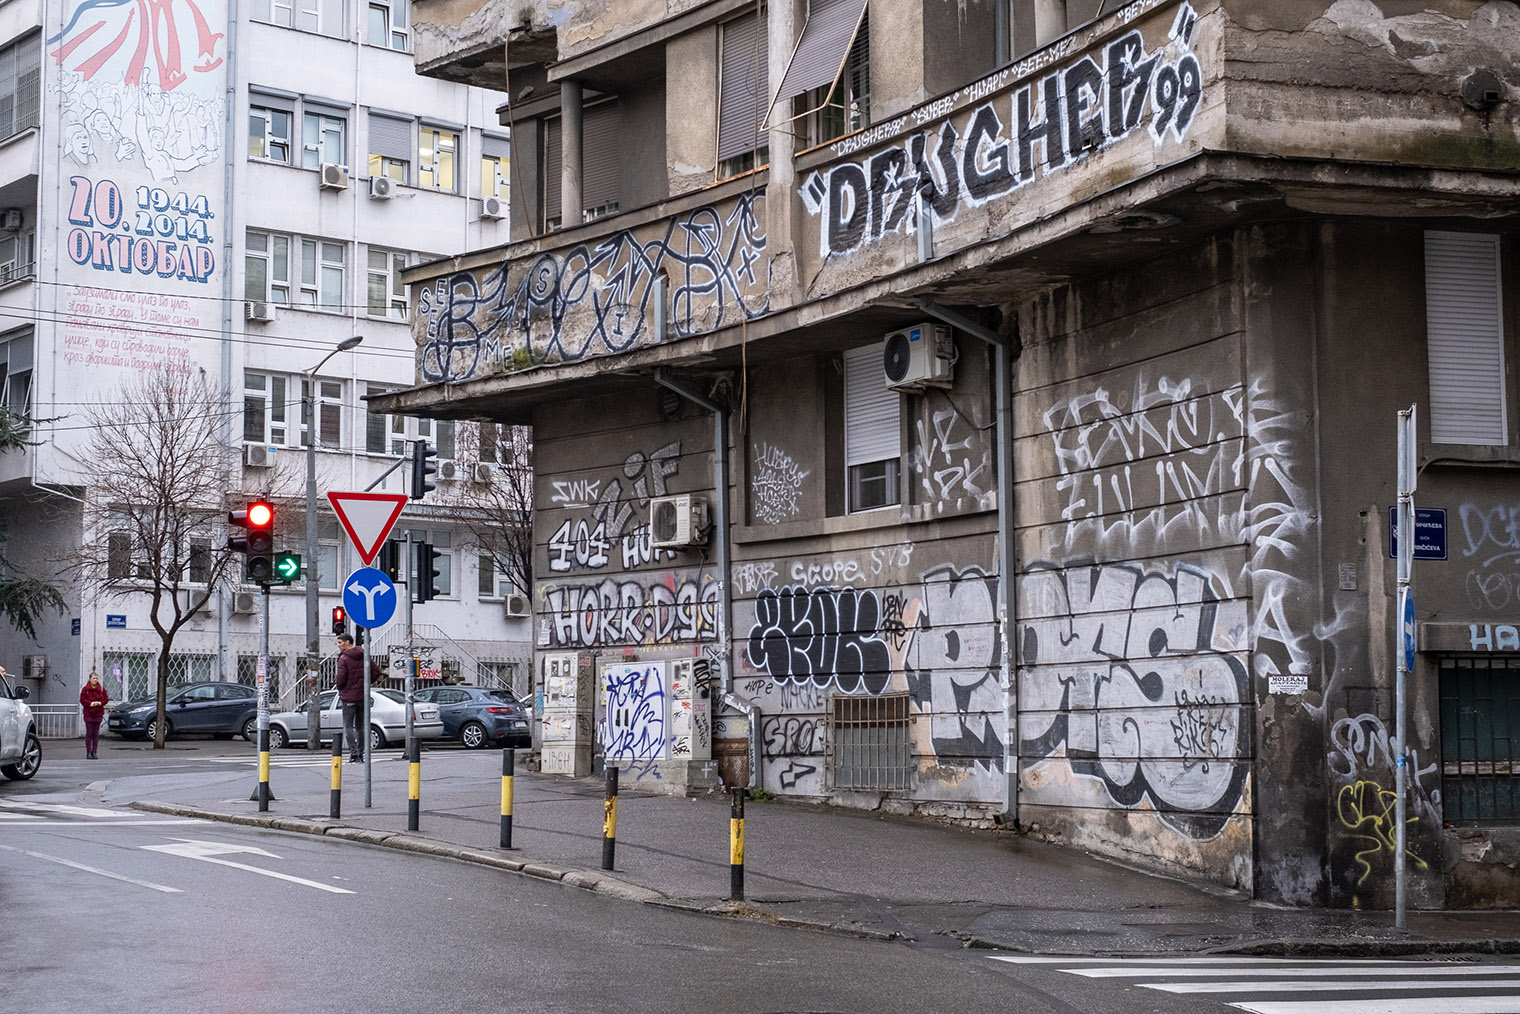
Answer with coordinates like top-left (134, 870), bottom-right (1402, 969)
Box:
top-left (30, 705), bottom-right (82, 739)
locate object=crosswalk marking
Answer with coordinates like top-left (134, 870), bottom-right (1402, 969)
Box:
top-left (0, 800), bottom-right (129, 818)
top-left (987, 954), bottom-right (1512, 1013)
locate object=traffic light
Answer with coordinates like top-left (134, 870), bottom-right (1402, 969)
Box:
top-left (331, 606), bottom-right (347, 635)
top-left (228, 501), bottom-right (276, 584)
top-left (414, 541), bottom-right (443, 603)
top-left (410, 441), bottom-right (437, 500)
top-left (376, 541), bottom-right (400, 581)
top-left (273, 551), bottom-right (301, 584)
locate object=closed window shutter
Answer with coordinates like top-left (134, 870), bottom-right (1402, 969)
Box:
top-left (582, 101), bottom-right (619, 211)
top-left (481, 133), bottom-right (511, 159)
top-left (771, 0), bottom-right (868, 112)
top-left (1426, 231), bottom-right (1507, 445)
top-left (844, 343), bottom-right (899, 465)
top-left (367, 111), bottom-right (411, 161)
top-left (718, 12), bottom-right (768, 162)
top-left (544, 116), bottom-right (561, 224)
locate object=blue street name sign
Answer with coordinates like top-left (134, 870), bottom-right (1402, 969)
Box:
top-left (342, 567), bottom-right (397, 628)
top-left (1388, 506), bottom-right (1447, 561)
top-left (106, 614), bottom-right (126, 629)
top-left (71, 618), bottom-right (81, 636)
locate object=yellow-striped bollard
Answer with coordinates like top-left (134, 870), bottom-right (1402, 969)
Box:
top-left (500, 748), bottom-right (515, 849)
top-left (602, 765), bottom-right (618, 870)
top-left (730, 787), bottom-right (745, 900)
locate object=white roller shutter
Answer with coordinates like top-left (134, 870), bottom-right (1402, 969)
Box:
top-left (1426, 231), bottom-right (1506, 445)
top-left (844, 343), bottom-right (899, 466)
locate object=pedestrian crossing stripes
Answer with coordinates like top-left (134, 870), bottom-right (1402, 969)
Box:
top-left (0, 799), bottom-right (199, 826)
top-left (988, 954), bottom-right (1520, 1013)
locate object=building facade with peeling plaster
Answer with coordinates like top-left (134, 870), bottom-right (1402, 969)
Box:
top-left (374, 0), bottom-right (1520, 910)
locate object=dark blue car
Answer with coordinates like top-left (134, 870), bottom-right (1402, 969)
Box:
top-left (413, 685), bottom-right (531, 749)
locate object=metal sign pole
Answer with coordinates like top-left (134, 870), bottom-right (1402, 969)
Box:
top-left (405, 531), bottom-right (415, 750)
top-left (1394, 405), bottom-right (1416, 929)
top-left (362, 629), bottom-right (372, 808)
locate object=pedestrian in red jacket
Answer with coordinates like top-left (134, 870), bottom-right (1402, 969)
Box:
top-left (79, 671), bottom-right (109, 759)
top-left (334, 635), bottom-right (383, 762)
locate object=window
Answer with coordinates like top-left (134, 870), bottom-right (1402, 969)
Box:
top-left (186, 539), bottom-right (212, 584)
top-left (832, 693), bottom-right (912, 790)
top-left (478, 554), bottom-right (516, 598)
top-left (843, 343), bottom-right (900, 512)
top-left (1441, 658), bottom-right (1520, 824)
top-left (799, 10), bottom-right (870, 148)
top-left (368, 0), bottom-right (409, 51)
top-left (364, 388), bottom-right (451, 458)
top-left (367, 248), bottom-right (409, 319)
top-left (481, 134), bottom-right (511, 199)
top-left (299, 238), bottom-right (345, 310)
top-left (245, 231), bottom-right (292, 304)
top-left (1426, 231), bottom-right (1506, 445)
top-left (0, 228), bottom-right (35, 284)
top-left (542, 102), bottom-right (619, 231)
top-left (767, 0), bottom-right (868, 147)
top-left (0, 330), bottom-right (33, 424)
top-left (249, 105), bottom-right (293, 163)
top-left (251, 0), bottom-right (345, 36)
top-left (303, 109), bottom-right (346, 168)
top-left (107, 532), bottom-right (133, 581)
top-left (318, 519), bottom-right (343, 592)
top-left (0, 35), bottom-right (41, 139)
top-left (418, 127), bottom-right (457, 192)
top-left (368, 111), bottom-right (412, 183)
top-left (243, 370), bottom-right (289, 444)
top-left (301, 378), bottom-right (344, 449)
top-left (718, 9), bottom-right (769, 179)
top-left (365, 383), bottom-right (394, 454)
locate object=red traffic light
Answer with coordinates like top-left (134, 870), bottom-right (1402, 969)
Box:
top-left (248, 502), bottom-right (273, 527)
top-left (331, 606), bottom-right (347, 635)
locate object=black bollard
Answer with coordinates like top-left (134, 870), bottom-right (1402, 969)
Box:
top-left (602, 765), bottom-right (619, 871)
top-left (730, 787), bottom-right (745, 901)
top-left (330, 730), bottom-right (343, 820)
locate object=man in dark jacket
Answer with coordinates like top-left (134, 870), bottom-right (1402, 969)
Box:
top-left (334, 634), bottom-right (382, 762)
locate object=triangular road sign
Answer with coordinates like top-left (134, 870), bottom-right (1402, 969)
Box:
top-left (327, 492), bottom-right (408, 564)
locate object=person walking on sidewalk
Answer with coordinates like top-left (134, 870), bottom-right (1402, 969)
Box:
top-left (334, 634), bottom-right (381, 762)
top-left (79, 671), bottom-right (108, 759)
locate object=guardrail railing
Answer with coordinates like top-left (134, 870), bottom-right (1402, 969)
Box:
top-left (29, 705), bottom-right (81, 739)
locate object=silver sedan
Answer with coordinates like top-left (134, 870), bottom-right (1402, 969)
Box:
top-left (268, 689), bottom-right (443, 752)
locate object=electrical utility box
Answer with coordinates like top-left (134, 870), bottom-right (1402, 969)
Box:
top-left (539, 651), bottom-right (593, 777)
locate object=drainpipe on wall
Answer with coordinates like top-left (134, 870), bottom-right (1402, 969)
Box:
top-left (217, 0), bottom-right (241, 682)
top-left (651, 368), bottom-right (759, 789)
top-left (917, 296), bottom-right (1022, 824)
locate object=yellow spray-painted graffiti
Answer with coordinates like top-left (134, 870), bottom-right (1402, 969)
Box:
top-left (1336, 780), bottom-right (1428, 886)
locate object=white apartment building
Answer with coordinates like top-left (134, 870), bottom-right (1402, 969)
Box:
top-left (0, 0), bottom-right (529, 711)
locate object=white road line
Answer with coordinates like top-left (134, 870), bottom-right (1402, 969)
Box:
top-left (1230, 998), bottom-right (1520, 1014)
top-left (0, 819), bottom-right (203, 827)
top-left (1064, 966), bottom-right (1520, 979)
top-left (141, 839), bottom-right (355, 894)
top-left (1148, 978), bottom-right (1520, 994)
top-left (0, 800), bottom-right (131, 818)
top-left (988, 956), bottom-right (1415, 967)
top-left (0, 843), bottom-right (182, 893)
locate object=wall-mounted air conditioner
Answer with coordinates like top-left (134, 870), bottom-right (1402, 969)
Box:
top-left (649, 494), bottom-right (708, 549)
top-left (503, 593), bottom-right (531, 618)
top-left (319, 163), bottom-right (349, 190)
top-left (882, 322), bottom-right (955, 391)
top-left (437, 459), bottom-right (460, 481)
top-left (21, 654), bottom-right (45, 679)
top-left (244, 445), bottom-right (276, 468)
top-left (0, 209), bottom-right (21, 230)
top-left (233, 591), bottom-right (258, 614)
top-left (481, 196), bottom-right (506, 220)
top-left (472, 462), bottom-right (493, 484)
top-left (369, 176), bottom-right (395, 200)
top-left (245, 300), bottom-right (275, 323)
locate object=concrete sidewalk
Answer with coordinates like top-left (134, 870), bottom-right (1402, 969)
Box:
top-left (118, 746), bottom-right (1520, 956)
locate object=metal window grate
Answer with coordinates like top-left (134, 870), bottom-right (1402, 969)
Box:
top-left (237, 654), bottom-right (283, 702)
top-left (1440, 657), bottom-right (1520, 824)
top-left (831, 693), bottom-right (912, 790)
top-left (101, 652), bottom-right (154, 701)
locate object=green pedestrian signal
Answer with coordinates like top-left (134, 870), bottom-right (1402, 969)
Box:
top-left (273, 552), bottom-right (302, 584)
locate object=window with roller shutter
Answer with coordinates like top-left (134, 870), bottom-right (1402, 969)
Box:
top-left (1425, 231), bottom-right (1508, 445)
top-left (542, 101), bottom-right (619, 231)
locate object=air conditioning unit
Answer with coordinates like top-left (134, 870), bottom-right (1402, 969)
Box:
top-left (0, 209), bottom-right (21, 230)
top-left (319, 162), bottom-right (349, 190)
top-left (503, 593), bottom-right (531, 618)
top-left (21, 654), bottom-right (45, 679)
top-left (244, 444), bottom-right (276, 468)
top-left (437, 459), bottom-right (461, 481)
top-left (481, 196), bottom-right (507, 220)
top-left (369, 176), bottom-right (395, 200)
top-left (649, 494), bottom-right (708, 549)
top-left (882, 322), bottom-right (955, 390)
top-left (472, 462), bottom-right (494, 484)
top-left (233, 591), bottom-right (258, 614)
top-left (245, 300), bottom-right (275, 323)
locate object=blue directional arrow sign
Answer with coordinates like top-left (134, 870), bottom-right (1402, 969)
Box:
top-left (343, 567), bottom-right (397, 628)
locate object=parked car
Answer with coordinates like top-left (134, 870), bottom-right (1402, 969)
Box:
top-left (268, 689), bottom-right (443, 752)
top-left (0, 669), bottom-right (39, 780)
top-left (413, 685), bottom-right (532, 749)
top-left (108, 682), bottom-right (260, 741)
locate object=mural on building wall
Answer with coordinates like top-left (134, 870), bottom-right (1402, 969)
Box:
top-left (912, 396), bottom-right (994, 505)
top-left (51, 0), bottom-right (225, 378)
top-left (416, 193), bottom-right (769, 383)
top-left (798, 3), bottom-right (1202, 257)
top-left (750, 441), bottom-right (810, 524)
top-left (546, 441), bottom-right (683, 574)
top-left (1458, 500), bottom-right (1520, 610)
top-left (1327, 711), bottom-right (1436, 897)
top-left (601, 661), bottom-right (667, 780)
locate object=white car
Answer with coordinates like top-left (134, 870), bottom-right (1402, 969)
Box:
top-left (0, 669), bottom-right (38, 780)
top-left (268, 689), bottom-right (443, 752)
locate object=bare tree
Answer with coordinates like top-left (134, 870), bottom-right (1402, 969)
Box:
top-left (58, 370), bottom-right (246, 748)
top-left (440, 422), bottom-right (533, 599)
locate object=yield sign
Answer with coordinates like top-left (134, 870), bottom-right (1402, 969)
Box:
top-left (327, 492), bottom-right (407, 564)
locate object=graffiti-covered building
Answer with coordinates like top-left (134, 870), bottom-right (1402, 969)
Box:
top-left (376, 0), bottom-right (1520, 909)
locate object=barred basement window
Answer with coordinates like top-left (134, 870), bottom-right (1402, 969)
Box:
top-left (1441, 657), bottom-right (1520, 824)
top-left (831, 693), bottom-right (912, 790)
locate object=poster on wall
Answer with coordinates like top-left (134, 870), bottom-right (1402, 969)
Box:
top-left (48, 0), bottom-right (227, 383)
